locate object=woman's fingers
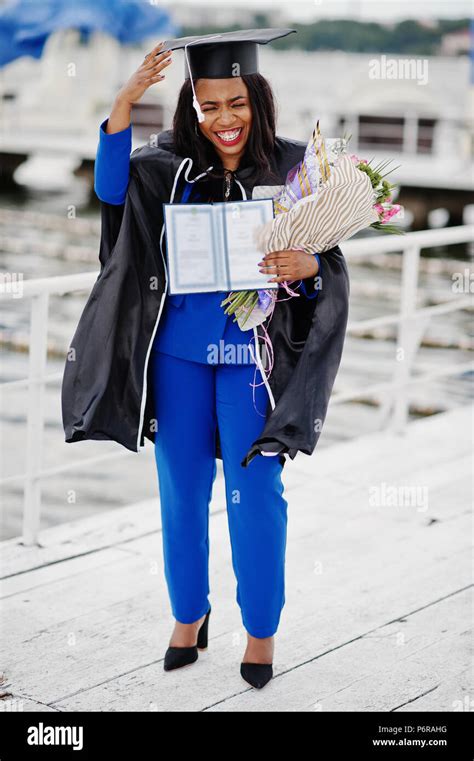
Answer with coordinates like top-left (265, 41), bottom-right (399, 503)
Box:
top-left (260, 260), bottom-right (290, 268)
top-left (258, 252), bottom-right (300, 281)
top-left (146, 73), bottom-right (166, 84)
top-left (143, 41), bottom-right (167, 63)
top-left (259, 250), bottom-right (315, 281)
top-left (116, 42), bottom-right (172, 103)
top-left (260, 261), bottom-right (290, 271)
top-left (150, 56), bottom-right (172, 74)
top-left (259, 259), bottom-right (291, 273)
top-left (259, 260), bottom-right (290, 270)
top-left (268, 275), bottom-right (297, 283)
top-left (142, 47), bottom-right (171, 71)
top-left (144, 57), bottom-right (172, 82)
top-left (142, 51), bottom-right (172, 86)
top-left (142, 53), bottom-right (171, 74)
top-left (144, 68), bottom-right (170, 83)
top-left (259, 251), bottom-right (291, 264)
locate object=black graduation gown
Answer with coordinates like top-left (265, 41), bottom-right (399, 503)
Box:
top-left (61, 130), bottom-right (350, 468)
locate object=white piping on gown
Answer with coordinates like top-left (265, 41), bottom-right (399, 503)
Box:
top-left (137, 156), bottom-right (199, 451)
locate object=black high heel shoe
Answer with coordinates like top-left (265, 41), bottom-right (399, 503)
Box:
top-left (163, 606), bottom-right (211, 672)
top-left (240, 662), bottom-right (273, 689)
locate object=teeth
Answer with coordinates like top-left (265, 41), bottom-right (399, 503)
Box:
top-left (216, 128), bottom-right (241, 142)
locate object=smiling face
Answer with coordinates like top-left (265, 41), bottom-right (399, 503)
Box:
top-left (194, 78), bottom-right (252, 171)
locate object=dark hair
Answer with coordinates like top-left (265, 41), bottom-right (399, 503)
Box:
top-left (172, 73), bottom-right (280, 184)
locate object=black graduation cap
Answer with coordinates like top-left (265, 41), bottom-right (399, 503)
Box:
top-left (161, 28), bottom-right (296, 123)
top-left (161, 28), bottom-right (296, 80)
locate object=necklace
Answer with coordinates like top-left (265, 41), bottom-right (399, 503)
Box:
top-left (223, 169), bottom-right (233, 201)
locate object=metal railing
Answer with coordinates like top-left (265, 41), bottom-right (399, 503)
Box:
top-left (0, 226), bottom-right (473, 545)
top-left (329, 226), bottom-right (473, 432)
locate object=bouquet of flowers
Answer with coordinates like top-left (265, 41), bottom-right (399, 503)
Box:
top-left (221, 121), bottom-right (403, 331)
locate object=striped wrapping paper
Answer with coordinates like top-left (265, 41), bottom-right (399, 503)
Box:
top-left (254, 155), bottom-right (379, 256)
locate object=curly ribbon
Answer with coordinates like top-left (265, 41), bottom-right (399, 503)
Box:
top-left (247, 316), bottom-right (275, 417)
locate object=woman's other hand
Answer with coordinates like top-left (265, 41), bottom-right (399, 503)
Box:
top-left (106, 42), bottom-right (173, 134)
top-left (258, 249), bottom-right (320, 283)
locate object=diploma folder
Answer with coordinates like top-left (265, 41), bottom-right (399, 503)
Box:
top-left (163, 198), bottom-right (278, 295)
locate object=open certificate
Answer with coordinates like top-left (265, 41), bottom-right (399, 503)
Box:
top-left (163, 198), bottom-right (277, 294)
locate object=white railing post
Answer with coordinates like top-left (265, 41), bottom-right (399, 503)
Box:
top-left (390, 244), bottom-right (421, 433)
top-left (22, 292), bottom-right (49, 545)
top-left (403, 111), bottom-right (418, 154)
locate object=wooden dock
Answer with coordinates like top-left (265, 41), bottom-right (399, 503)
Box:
top-left (1, 406), bottom-right (472, 712)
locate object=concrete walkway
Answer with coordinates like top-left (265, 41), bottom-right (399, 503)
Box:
top-left (1, 406), bottom-right (472, 711)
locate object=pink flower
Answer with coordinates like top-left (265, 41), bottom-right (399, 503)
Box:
top-left (349, 154), bottom-right (367, 165)
top-left (382, 204), bottom-right (401, 222)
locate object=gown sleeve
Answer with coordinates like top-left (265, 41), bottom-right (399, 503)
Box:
top-left (94, 118), bottom-right (132, 205)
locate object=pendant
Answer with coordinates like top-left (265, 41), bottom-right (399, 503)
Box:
top-left (224, 169), bottom-right (232, 201)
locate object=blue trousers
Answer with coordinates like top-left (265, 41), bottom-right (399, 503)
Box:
top-left (151, 350), bottom-right (288, 638)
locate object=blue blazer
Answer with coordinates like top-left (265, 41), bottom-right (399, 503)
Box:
top-left (94, 119), bottom-right (320, 365)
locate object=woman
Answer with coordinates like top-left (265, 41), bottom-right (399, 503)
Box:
top-left (62, 29), bottom-right (350, 691)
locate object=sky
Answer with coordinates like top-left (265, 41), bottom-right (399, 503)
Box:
top-left (159, 0), bottom-right (472, 23)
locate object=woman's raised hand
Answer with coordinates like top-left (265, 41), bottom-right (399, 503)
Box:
top-left (118, 42), bottom-right (173, 104)
top-left (106, 42), bottom-right (172, 134)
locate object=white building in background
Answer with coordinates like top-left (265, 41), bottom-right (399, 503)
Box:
top-left (262, 49), bottom-right (473, 192)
